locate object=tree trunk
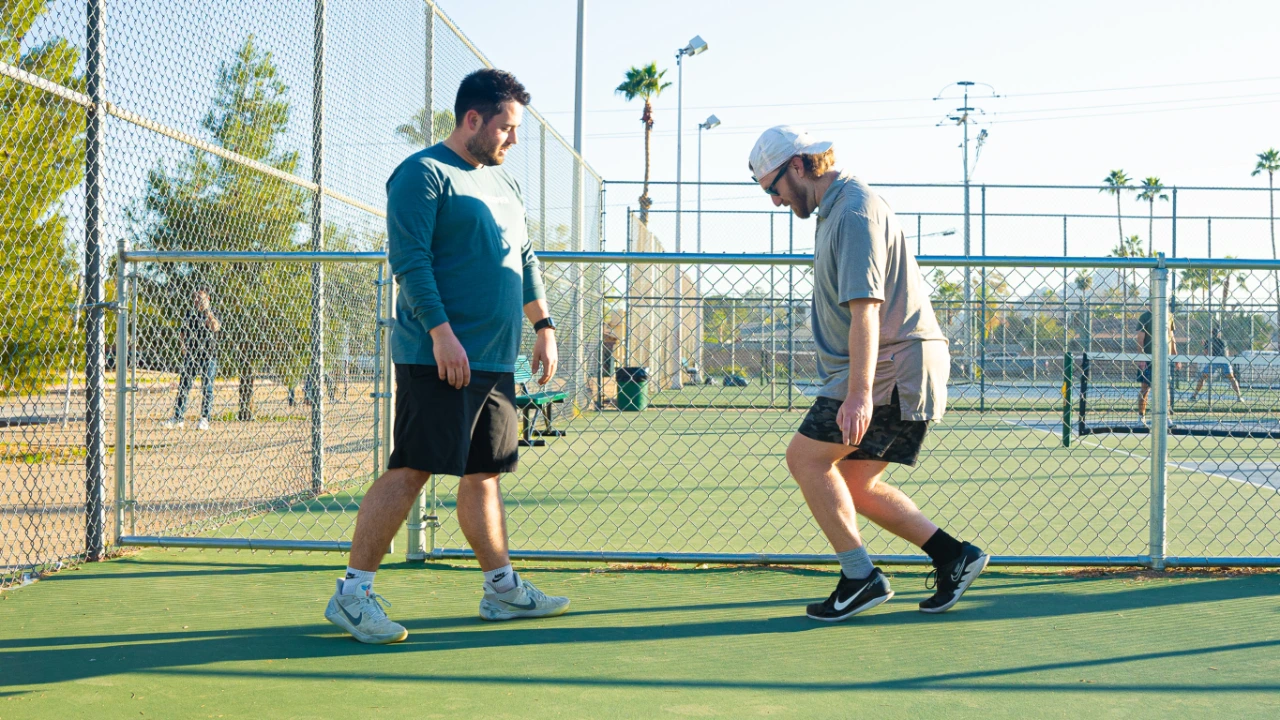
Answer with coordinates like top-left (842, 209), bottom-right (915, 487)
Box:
top-left (1116, 192), bottom-right (1124, 247)
top-left (1270, 173), bottom-right (1279, 349)
top-left (639, 100), bottom-right (653, 225)
top-left (1148, 201), bottom-right (1154, 256)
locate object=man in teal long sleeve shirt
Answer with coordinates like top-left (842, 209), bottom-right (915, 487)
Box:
top-left (325, 69), bottom-right (570, 644)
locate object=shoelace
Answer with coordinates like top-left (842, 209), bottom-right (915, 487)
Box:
top-left (924, 568), bottom-right (938, 591)
top-left (521, 582), bottom-right (546, 602)
top-left (362, 591), bottom-right (393, 619)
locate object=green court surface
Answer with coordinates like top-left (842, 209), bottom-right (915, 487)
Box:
top-left (128, 399), bottom-right (1280, 563)
top-left (2, 551), bottom-right (1279, 719)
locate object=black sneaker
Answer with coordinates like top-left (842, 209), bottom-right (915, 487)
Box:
top-left (806, 567), bottom-right (894, 622)
top-left (919, 542), bottom-right (989, 614)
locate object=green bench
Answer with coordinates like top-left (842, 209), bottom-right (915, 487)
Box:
top-left (514, 355), bottom-right (567, 447)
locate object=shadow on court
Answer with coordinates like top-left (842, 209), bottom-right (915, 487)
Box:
top-left (3, 554), bottom-right (1278, 701)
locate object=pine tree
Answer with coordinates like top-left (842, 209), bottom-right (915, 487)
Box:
top-left (131, 35), bottom-right (309, 420)
top-left (0, 1), bottom-right (84, 395)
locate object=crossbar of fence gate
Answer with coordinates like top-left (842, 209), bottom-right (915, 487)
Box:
top-left (115, 250), bottom-right (391, 552)
top-left (112, 251), bottom-right (1280, 568)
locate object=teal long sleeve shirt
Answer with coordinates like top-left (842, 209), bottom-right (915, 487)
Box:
top-left (386, 143), bottom-right (546, 373)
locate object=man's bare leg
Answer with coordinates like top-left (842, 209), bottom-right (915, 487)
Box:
top-left (787, 433), bottom-right (895, 620)
top-left (838, 459), bottom-right (938, 547)
top-left (347, 467), bottom-right (431, 572)
top-left (456, 472), bottom-right (509, 572)
top-left (785, 433), bottom-right (867, 553)
top-left (1139, 383), bottom-right (1151, 418)
top-left (325, 467), bottom-right (428, 644)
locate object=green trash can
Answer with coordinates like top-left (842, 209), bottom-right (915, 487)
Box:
top-left (616, 367), bottom-right (650, 411)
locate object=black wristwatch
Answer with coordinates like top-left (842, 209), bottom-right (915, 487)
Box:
top-left (534, 317), bottom-right (556, 333)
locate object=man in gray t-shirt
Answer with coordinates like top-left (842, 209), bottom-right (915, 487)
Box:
top-left (749, 126), bottom-right (987, 622)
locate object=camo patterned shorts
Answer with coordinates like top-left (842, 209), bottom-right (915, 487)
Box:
top-left (797, 388), bottom-right (931, 466)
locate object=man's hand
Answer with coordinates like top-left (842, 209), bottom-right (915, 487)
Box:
top-left (430, 323), bottom-right (470, 389)
top-left (531, 328), bottom-right (558, 385)
top-left (836, 390), bottom-right (874, 446)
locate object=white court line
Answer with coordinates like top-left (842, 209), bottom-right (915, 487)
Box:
top-left (1002, 419), bottom-right (1280, 494)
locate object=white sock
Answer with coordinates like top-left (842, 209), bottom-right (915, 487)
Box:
top-left (484, 564), bottom-right (518, 593)
top-left (342, 567), bottom-right (375, 595)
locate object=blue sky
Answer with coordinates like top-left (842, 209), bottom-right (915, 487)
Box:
top-left (436, 0), bottom-right (1280, 258)
top-left (437, 0), bottom-right (1279, 188)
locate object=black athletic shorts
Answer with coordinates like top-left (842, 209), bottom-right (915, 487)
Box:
top-left (1136, 361), bottom-right (1152, 386)
top-left (797, 387), bottom-right (931, 467)
top-left (388, 364), bottom-right (519, 477)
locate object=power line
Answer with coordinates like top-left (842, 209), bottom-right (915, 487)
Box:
top-left (548, 74), bottom-right (1280, 116)
top-left (584, 90), bottom-right (1280, 139)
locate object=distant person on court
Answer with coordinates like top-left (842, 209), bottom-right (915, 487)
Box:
top-left (1190, 327), bottom-right (1243, 403)
top-left (324, 69), bottom-right (567, 645)
top-left (749, 126), bottom-right (988, 622)
top-left (1135, 307), bottom-right (1177, 422)
top-left (163, 288), bottom-right (220, 431)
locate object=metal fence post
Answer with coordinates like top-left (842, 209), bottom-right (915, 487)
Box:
top-left (624, 208), bottom-right (632, 363)
top-left (308, 0), bottom-right (327, 497)
top-left (1150, 257), bottom-right (1170, 570)
top-left (84, 0), bottom-right (108, 561)
top-left (114, 240), bottom-right (128, 545)
top-left (788, 212), bottom-right (795, 410)
top-left (406, 4), bottom-right (435, 561)
top-left (978, 188), bottom-right (986, 412)
top-left (372, 261), bottom-right (384, 486)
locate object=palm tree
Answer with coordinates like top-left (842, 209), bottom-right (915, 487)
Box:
top-left (1135, 176), bottom-right (1169, 255)
top-left (1254, 148), bottom-right (1280, 348)
top-left (1100, 169), bottom-right (1131, 246)
top-left (615, 62), bottom-right (672, 224)
top-left (394, 108), bottom-right (456, 147)
top-left (1109, 234), bottom-right (1146, 298)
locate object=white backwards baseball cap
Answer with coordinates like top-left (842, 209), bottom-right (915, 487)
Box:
top-left (749, 125), bottom-right (833, 181)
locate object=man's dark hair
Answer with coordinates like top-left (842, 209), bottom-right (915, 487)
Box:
top-left (454, 69), bottom-right (531, 126)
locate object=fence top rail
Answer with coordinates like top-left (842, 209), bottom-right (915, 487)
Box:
top-left (122, 250), bottom-right (387, 264)
top-left (604, 179), bottom-right (1276, 192)
top-left (629, 208), bottom-right (1277, 221)
top-left (540, 251), bottom-right (1280, 271)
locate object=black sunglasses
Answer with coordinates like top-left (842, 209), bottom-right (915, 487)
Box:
top-left (759, 159), bottom-right (792, 197)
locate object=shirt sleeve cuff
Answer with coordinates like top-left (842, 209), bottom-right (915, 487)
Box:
top-left (839, 291), bottom-right (884, 305)
top-left (417, 306), bottom-right (449, 331)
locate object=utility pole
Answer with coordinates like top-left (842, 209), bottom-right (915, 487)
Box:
top-left (936, 81), bottom-right (996, 378)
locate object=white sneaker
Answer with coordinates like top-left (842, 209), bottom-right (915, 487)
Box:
top-left (161, 418), bottom-right (184, 429)
top-left (479, 574), bottom-right (570, 622)
top-left (324, 579), bottom-right (408, 644)
top-left (196, 418), bottom-right (210, 431)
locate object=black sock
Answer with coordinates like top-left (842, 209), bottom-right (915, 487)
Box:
top-left (922, 528), bottom-right (964, 568)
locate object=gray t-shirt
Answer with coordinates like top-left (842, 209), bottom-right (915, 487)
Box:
top-left (811, 172), bottom-right (949, 421)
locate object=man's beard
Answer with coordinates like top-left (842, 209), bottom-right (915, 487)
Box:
top-left (466, 135), bottom-right (507, 166)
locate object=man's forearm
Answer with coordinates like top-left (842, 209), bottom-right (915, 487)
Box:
top-left (524, 299), bottom-right (551, 326)
top-left (847, 300), bottom-right (880, 396)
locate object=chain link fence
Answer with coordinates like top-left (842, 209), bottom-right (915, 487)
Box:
top-left (418, 253), bottom-right (1277, 568)
top-left (1, 0), bottom-right (600, 587)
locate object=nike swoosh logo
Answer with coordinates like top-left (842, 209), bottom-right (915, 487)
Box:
top-left (951, 562), bottom-right (966, 583)
top-left (833, 584), bottom-right (869, 612)
top-left (340, 604), bottom-right (363, 626)
top-left (501, 597), bottom-right (538, 611)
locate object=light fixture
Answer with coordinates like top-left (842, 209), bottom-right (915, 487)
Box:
top-left (700, 114), bottom-right (720, 130)
top-left (682, 35), bottom-right (708, 56)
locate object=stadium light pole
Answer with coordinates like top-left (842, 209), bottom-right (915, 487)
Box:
top-left (696, 114), bottom-right (719, 253)
top-left (694, 113), bottom-right (719, 383)
top-left (672, 34), bottom-right (707, 389)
